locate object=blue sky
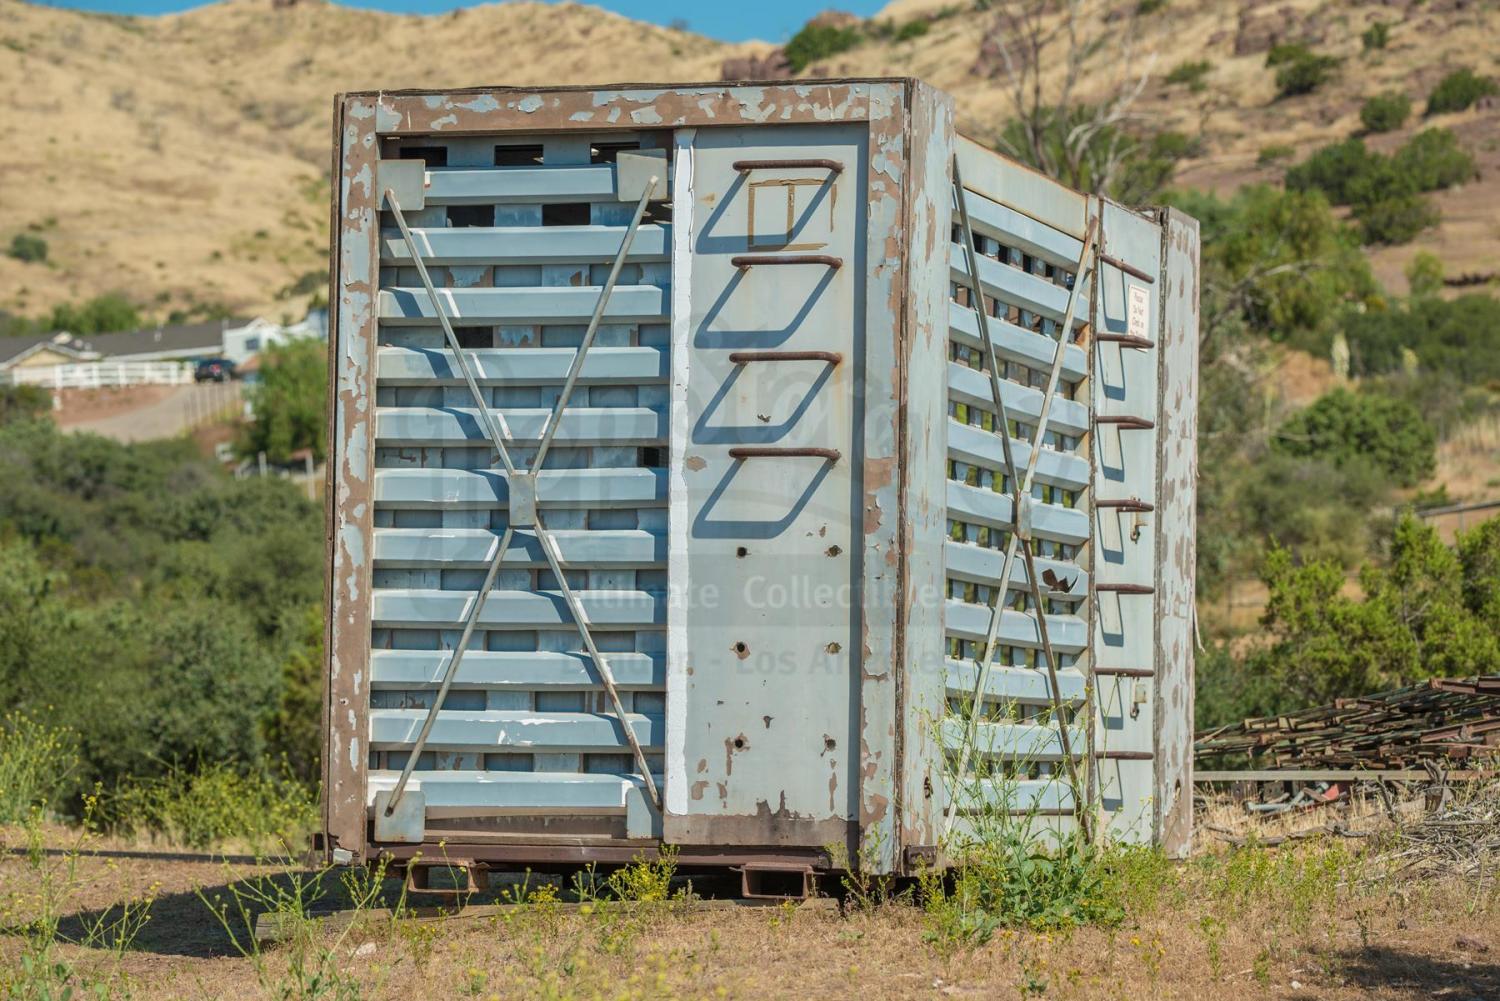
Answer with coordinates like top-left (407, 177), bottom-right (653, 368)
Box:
top-left (39, 0), bottom-right (891, 42)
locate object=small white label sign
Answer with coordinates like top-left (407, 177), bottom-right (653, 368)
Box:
top-left (1127, 284), bottom-right (1150, 340)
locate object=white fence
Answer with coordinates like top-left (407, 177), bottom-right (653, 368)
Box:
top-left (2, 361), bottom-right (195, 390)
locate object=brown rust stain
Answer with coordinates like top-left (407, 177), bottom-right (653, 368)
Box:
top-left (684, 454), bottom-right (706, 471)
top-left (690, 780), bottom-right (708, 801)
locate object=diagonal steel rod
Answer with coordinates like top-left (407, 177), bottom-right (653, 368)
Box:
top-left (532, 513), bottom-right (662, 808)
top-left (385, 188), bottom-right (518, 476)
top-left (384, 526), bottom-right (515, 815)
top-left (945, 158), bottom-right (1096, 836)
top-left (532, 179), bottom-right (657, 472)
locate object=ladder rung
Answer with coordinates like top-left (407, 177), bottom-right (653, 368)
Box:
top-left (1094, 415), bottom-right (1155, 431)
top-left (1094, 333), bottom-right (1155, 349)
top-left (1100, 253), bottom-right (1155, 284)
top-left (1096, 583), bottom-right (1155, 595)
top-left (1093, 667), bottom-right (1155, 678)
top-left (731, 254), bottom-right (842, 269)
top-left (728, 351), bottom-right (843, 365)
top-left (732, 158), bottom-right (844, 174)
top-left (728, 446), bottom-right (841, 462)
top-left (1095, 498), bottom-right (1154, 512)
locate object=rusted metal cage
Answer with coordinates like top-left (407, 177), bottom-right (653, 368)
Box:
top-left (321, 78), bottom-right (1199, 882)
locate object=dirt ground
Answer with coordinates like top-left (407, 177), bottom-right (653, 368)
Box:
top-left (1, 811), bottom-right (1496, 1001)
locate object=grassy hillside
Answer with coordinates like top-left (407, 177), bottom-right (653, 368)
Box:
top-left (0, 0), bottom-right (1495, 322)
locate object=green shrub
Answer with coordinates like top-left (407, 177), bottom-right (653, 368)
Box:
top-left (7, 233), bottom-right (47, 263)
top-left (1284, 138), bottom-right (1377, 204)
top-left (0, 712), bottom-right (79, 823)
top-left (1166, 60), bottom-right (1213, 90)
top-left (1405, 251), bottom-right (1444, 297)
top-left (1275, 51), bottom-right (1341, 98)
top-left (1169, 185), bottom-right (1376, 345)
top-left (1339, 292), bottom-right (1500, 383)
top-left (239, 337), bottom-right (328, 463)
top-left (893, 18), bottom-right (929, 42)
top-left (1361, 21), bottom-right (1389, 51)
top-left (111, 762), bottom-right (316, 849)
top-left (1425, 67), bottom-right (1497, 116)
top-left (1359, 91), bottom-right (1410, 132)
top-left (924, 830), bottom-right (1136, 947)
top-left (0, 385), bottom-right (52, 424)
top-left (1275, 388), bottom-right (1436, 487)
top-left (1257, 143), bottom-right (1294, 164)
top-left (1265, 42), bottom-right (1311, 67)
top-left (1391, 127), bottom-right (1477, 190)
top-left (783, 21), bottom-right (862, 72)
top-left (1137, 0), bottom-right (1168, 14)
top-left (1286, 128), bottom-right (1473, 244)
top-left (43, 292), bottom-right (140, 336)
top-left (1353, 189), bottom-right (1438, 245)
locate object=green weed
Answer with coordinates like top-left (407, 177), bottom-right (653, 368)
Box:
top-left (0, 801), bottom-right (154, 1000)
top-left (110, 761), bottom-right (317, 850)
top-left (0, 712), bottom-right (78, 825)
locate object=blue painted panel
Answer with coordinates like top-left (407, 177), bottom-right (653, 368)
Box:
top-left (378, 346), bottom-right (667, 386)
top-left (369, 709), bottom-right (663, 751)
top-left (379, 286), bottom-right (668, 325)
top-left (370, 650), bottom-right (664, 690)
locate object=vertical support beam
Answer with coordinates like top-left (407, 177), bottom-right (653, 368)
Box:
top-left (857, 82), bottom-right (910, 874)
top-left (323, 93), bottom-right (381, 859)
top-left (1154, 209), bottom-right (1200, 858)
top-left (896, 81), bottom-right (955, 860)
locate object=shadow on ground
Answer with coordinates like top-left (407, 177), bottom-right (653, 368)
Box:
top-left (1333, 945), bottom-right (1500, 999)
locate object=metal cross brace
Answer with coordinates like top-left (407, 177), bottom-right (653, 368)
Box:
top-left (382, 177), bottom-right (663, 815)
top-left (944, 157), bottom-right (1097, 840)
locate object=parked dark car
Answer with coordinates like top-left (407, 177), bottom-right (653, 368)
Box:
top-left (194, 358), bottom-right (236, 382)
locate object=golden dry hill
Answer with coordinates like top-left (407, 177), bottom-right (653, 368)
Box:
top-left (1, 0), bottom-right (1496, 320)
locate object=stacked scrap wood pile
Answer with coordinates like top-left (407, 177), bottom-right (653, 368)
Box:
top-left (1195, 675), bottom-right (1500, 769)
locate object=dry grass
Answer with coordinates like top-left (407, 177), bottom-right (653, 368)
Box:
top-left (2, 804), bottom-right (1499, 1000)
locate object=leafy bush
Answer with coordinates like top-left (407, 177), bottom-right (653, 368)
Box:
top-left (783, 20), bottom-right (862, 72)
top-left (0, 713), bottom-right (79, 822)
top-left (0, 385), bottom-right (51, 424)
top-left (893, 18), bottom-right (929, 42)
top-left (1275, 388), bottom-right (1436, 487)
top-left (111, 762), bottom-right (316, 849)
top-left (239, 337), bottom-right (328, 463)
top-left (1255, 517), bottom-right (1498, 713)
top-left (1391, 127), bottom-right (1477, 190)
top-left (1285, 128), bottom-right (1474, 244)
top-left (925, 831), bottom-right (1130, 946)
top-left (1137, 0), bottom-right (1168, 13)
top-left (1361, 21), bottom-right (1389, 51)
top-left (1284, 138), bottom-right (1377, 204)
top-left (1359, 91), bottom-right (1410, 132)
top-left (1405, 251), bottom-right (1444, 297)
top-left (1257, 143), bottom-right (1294, 164)
top-left (1425, 67), bottom-right (1497, 116)
top-left (1267, 46), bottom-right (1340, 98)
top-left (7, 233), bottom-right (47, 263)
top-left (1353, 188), bottom-right (1438, 244)
top-left (1168, 185), bottom-right (1376, 347)
top-left (1339, 292), bottom-right (1500, 384)
top-left (998, 110), bottom-right (1196, 205)
top-left (0, 418), bottom-right (324, 805)
top-left (43, 292), bottom-right (140, 336)
top-left (1166, 60), bottom-right (1212, 90)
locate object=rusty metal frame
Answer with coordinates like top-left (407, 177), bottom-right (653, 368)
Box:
top-left (325, 80), bottom-right (932, 868)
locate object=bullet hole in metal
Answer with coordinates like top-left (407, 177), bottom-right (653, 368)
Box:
top-left (736, 546), bottom-right (749, 558)
top-left (825, 642), bottom-right (841, 654)
top-left (826, 545), bottom-right (842, 557)
top-left (733, 641), bottom-right (749, 658)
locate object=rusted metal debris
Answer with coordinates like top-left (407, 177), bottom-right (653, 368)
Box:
top-left (1195, 676), bottom-right (1500, 770)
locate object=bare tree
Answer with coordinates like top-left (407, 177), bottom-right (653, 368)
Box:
top-left (981, 0), bottom-right (1160, 196)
